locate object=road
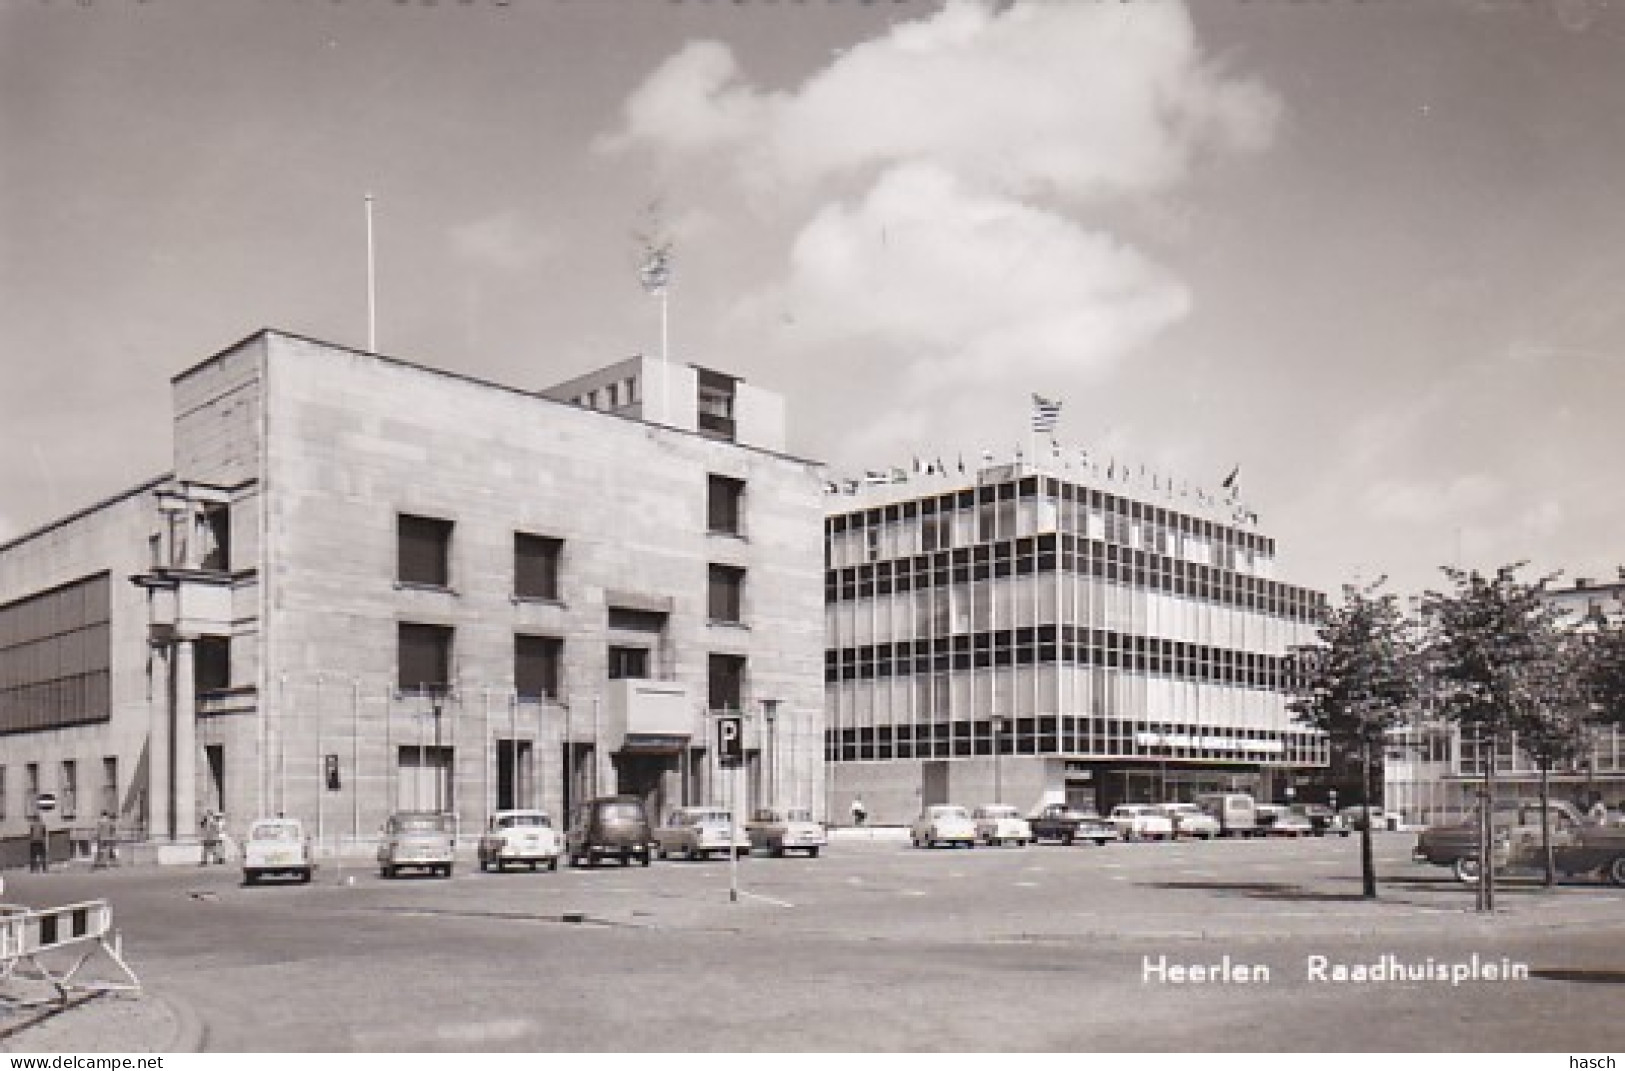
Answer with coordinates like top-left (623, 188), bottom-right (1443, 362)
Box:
top-left (10, 832), bottom-right (1625, 1051)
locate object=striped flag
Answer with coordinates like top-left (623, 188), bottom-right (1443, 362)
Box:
top-left (1031, 394), bottom-right (1062, 435)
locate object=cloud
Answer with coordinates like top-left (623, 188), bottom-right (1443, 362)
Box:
top-left (608, 1), bottom-right (1279, 203)
top-left (1362, 473), bottom-right (1505, 524)
top-left (779, 163), bottom-right (1189, 389)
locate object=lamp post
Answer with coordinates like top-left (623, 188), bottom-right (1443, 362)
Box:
top-left (992, 714), bottom-right (1005, 804)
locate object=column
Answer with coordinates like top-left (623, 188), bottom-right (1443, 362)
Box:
top-left (149, 645), bottom-right (174, 839)
top-left (173, 637), bottom-right (199, 839)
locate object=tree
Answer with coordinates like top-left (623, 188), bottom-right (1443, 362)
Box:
top-left (1422, 563), bottom-right (1565, 911)
top-left (1580, 571), bottom-right (1625, 731)
top-left (1513, 631), bottom-right (1596, 887)
top-left (1284, 579), bottom-right (1420, 899)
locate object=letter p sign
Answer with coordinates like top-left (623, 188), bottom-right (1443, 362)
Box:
top-left (717, 714), bottom-right (744, 767)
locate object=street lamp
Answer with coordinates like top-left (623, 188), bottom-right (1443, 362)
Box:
top-left (991, 714), bottom-right (1005, 804)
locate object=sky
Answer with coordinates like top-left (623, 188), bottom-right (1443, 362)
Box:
top-left (3, 0), bottom-right (1623, 600)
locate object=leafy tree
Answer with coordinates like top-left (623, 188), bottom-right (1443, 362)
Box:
top-left (1513, 631), bottom-right (1596, 886)
top-left (1422, 563), bottom-right (1565, 911)
top-left (1284, 579), bottom-right (1420, 898)
top-left (1580, 571), bottom-right (1625, 730)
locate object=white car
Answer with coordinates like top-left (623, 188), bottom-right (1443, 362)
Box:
top-left (972, 804), bottom-right (1033, 847)
top-left (910, 805), bottom-right (977, 849)
top-left (477, 809), bottom-right (564, 872)
top-left (1154, 803), bottom-right (1220, 840)
top-left (242, 817), bottom-right (315, 885)
top-left (1109, 804), bottom-right (1174, 842)
top-left (745, 807), bottom-right (827, 858)
top-left (655, 807), bottom-right (750, 861)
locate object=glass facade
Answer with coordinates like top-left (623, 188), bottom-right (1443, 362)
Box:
top-left (824, 468), bottom-right (1327, 770)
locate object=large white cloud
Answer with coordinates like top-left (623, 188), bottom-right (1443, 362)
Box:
top-left (610, 1), bottom-right (1278, 202)
top-left (782, 163), bottom-right (1190, 388)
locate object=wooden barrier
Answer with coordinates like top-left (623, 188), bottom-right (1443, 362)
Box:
top-left (0, 900), bottom-right (140, 1005)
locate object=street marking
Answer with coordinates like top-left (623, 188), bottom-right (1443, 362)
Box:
top-left (900, 889), bottom-right (927, 897)
top-left (1014, 881), bottom-right (1039, 888)
top-left (738, 890), bottom-right (795, 909)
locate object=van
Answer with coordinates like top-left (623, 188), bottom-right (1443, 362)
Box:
top-left (567, 795), bottom-right (653, 867)
top-left (1193, 793), bottom-right (1259, 838)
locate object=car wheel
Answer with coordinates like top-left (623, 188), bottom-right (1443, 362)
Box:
top-left (548, 858), bottom-right (559, 872)
top-left (639, 851), bottom-right (651, 868)
top-left (244, 871), bottom-right (258, 886)
top-left (619, 854), bottom-right (631, 867)
top-left (1061, 834), bottom-right (1073, 846)
top-left (479, 858), bottom-right (490, 873)
top-left (1454, 856), bottom-right (1483, 884)
top-left (300, 869), bottom-right (312, 885)
top-left (443, 865), bottom-right (454, 878)
top-left (657, 846), bottom-right (668, 860)
top-left (1606, 855), bottom-right (1625, 888)
top-left (1094, 838), bottom-right (1109, 847)
top-left (772, 844), bottom-right (785, 858)
top-left (381, 865), bottom-right (394, 879)
top-left (807, 847), bottom-right (820, 858)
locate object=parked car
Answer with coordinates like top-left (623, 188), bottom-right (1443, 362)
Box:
top-left (1153, 802), bottom-right (1220, 840)
top-left (1414, 799), bottom-right (1625, 885)
top-left (1193, 793), bottom-right (1260, 838)
top-left (1028, 803), bottom-right (1118, 846)
top-left (567, 796), bottom-right (653, 868)
top-left (745, 807), bottom-right (827, 858)
top-left (1340, 805), bottom-right (1388, 832)
top-left (1108, 804), bottom-right (1174, 842)
top-left (910, 804), bottom-right (977, 849)
top-left (477, 809), bottom-right (563, 872)
top-left (242, 817), bottom-right (315, 885)
top-left (655, 806), bottom-right (749, 861)
top-left (377, 810), bottom-right (456, 879)
top-left (972, 805), bottom-right (1033, 847)
top-left (1255, 804), bottom-right (1314, 837)
top-left (1290, 803), bottom-right (1349, 837)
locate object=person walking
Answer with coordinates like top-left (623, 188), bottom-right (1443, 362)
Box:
top-left (93, 811), bottom-right (118, 870)
top-left (200, 810), bottom-right (226, 865)
top-left (850, 796), bottom-right (867, 828)
top-left (28, 815), bottom-right (49, 873)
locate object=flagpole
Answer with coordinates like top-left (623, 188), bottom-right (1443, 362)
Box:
top-left (365, 193), bottom-right (377, 353)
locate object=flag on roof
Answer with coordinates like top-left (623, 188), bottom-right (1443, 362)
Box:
top-left (1031, 393), bottom-right (1062, 435)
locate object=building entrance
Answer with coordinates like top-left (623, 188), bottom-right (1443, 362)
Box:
top-left (613, 750), bottom-right (679, 820)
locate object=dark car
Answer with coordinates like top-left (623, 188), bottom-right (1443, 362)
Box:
top-left (1291, 803), bottom-right (1349, 837)
top-left (567, 796), bottom-right (653, 868)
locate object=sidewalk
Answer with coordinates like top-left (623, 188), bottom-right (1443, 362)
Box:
top-left (0, 982), bottom-right (201, 1054)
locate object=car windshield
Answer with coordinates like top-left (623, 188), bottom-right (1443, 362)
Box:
top-left (250, 822), bottom-right (300, 841)
top-left (1161, 804), bottom-right (1198, 814)
top-left (688, 811), bottom-right (732, 825)
top-left (600, 804), bottom-right (643, 822)
top-left (931, 806), bottom-right (969, 820)
top-left (496, 813), bottom-right (551, 829)
top-left (981, 806), bottom-right (1020, 819)
top-left (395, 814), bottom-right (453, 833)
top-left (785, 809), bottom-right (813, 823)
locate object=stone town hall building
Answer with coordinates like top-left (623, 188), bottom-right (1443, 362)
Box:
top-left (0, 330), bottom-right (824, 857)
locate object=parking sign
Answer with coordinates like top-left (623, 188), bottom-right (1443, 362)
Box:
top-left (716, 714), bottom-right (743, 766)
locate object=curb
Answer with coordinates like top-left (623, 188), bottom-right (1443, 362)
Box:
top-left (152, 986), bottom-right (206, 1054)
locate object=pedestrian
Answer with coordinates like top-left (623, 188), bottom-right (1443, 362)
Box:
top-left (850, 796), bottom-right (867, 827)
top-left (200, 810), bottom-right (226, 865)
top-left (93, 811), bottom-right (118, 870)
top-left (28, 814), bottom-right (49, 873)
top-left (1588, 797), bottom-right (1609, 825)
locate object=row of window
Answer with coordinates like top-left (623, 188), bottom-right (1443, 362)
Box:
top-left (826, 534), bottom-right (1323, 623)
top-left (0, 574), bottom-right (112, 734)
top-left (828, 628), bottom-right (1288, 690)
top-left (397, 475), bottom-right (748, 594)
top-left (397, 623), bottom-right (751, 710)
top-left (822, 717), bottom-right (1328, 765)
top-left (826, 476), bottom-right (1275, 568)
top-left (0, 756), bottom-right (119, 822)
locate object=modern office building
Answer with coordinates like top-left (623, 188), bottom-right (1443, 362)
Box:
top-left (822, 461), bottom-right (1328, 824)
top-left (0, 330), bottom-right (824, 858)
top-left (1384, 576), bottom-right (1625, 823)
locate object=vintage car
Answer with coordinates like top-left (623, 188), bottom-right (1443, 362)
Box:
top-left (567, 796), bottom-right (654, 868)
top-left (1291, 803), bottom-right (1349, 837)
top-left (378, 810), bottom-right (457, 879)
top-left (1340, 805), bottom-right (1389, 832)
top-left (910, 804), bottom-right (978, 849)
top-left (1153, 802), bottom-right (1220, 840)
top-left (477, 809), bottom-right (563, 872)
top-left (972, 804), bottom-right (1033, 847)
top-left (745, 807), bottom-right (827, 858)
top-left (655, 806), bottom-right (750, 861)
top-left (1028, 803), bottom-right (1118, 846)
top-left (1108, 804), bottom-right (1174, 842)
top-left (1255, 803), bottom-right (1315, 837)
top-left (1413, 799), bottom-right (1625, 885)
top-left (242, 817), bottom-right (315, 885)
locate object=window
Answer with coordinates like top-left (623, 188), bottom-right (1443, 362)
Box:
top-left (514, 533), bottom-right (563, 601)
top-left (708, 654), bottom-right (746, 712)
top-left (101, 757), bottom-right (117, 819)
top-left (196, 636), bottom-right (230, 693)
top-left (0, 766), bottom-right (6, 820)
top-left (397, 514), bottom-right (453, 588)
top-left (24, 763), bottom-right (39, 818)
top-left (398, 623), bottom-right (454, 693)
top-left (707, 475), bottom-right (745, 536)
top-left (696, 370), bottom-right (737, 440)
top-left (515, 635), bottom-right (562, 699)
top-left (0, 573), bottom-right (112, 733)
top-left (609, 646), bottom-right (650, 680)
top-left (708, 565), bottom-right (745, 624)
top-left (60, 760), bottom-right (77, 820)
